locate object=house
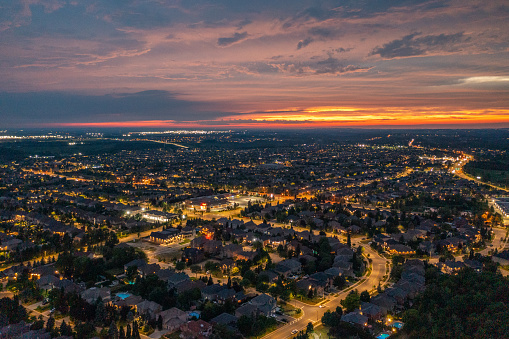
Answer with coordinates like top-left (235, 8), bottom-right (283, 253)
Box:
top-left (136, 300), bottom-right (163, 319)
top-left (274, 259), bottom-right (302, 277)
top-left (156, 269), bottom-right (175, 282)
top-left (222, 244), bottom-right (243, 258)
top-left (191, 236), bottom-right (208, 250)
top-left (258, 270), bottom-right (279, 283)
top-left (124, 259), bottom-right (147, 274)
top-left (182, 248), bottom-right (205, 264)
top-left (142, 210), bottom-right (178, 223)
top-left (203, 240), bottom-right (222, 255)
top-left (341, 312), bottom-right (368, 327)
top-left (210, 312), bottom-right (238, 327)
top-left (386, 244), bottom-right (415, 256)
top-left (216, 288), bottom-right (237, 304)
top-left (180, 320), bottom-right (213, 339)
top-left (437, 260), bottom-right (465, 275)
top-left (36, 275), bottom-right (60, 292)
top-left (235, 303), bottom-right (258, 318)
top-left (219, 259), bottom-right (236, 273)
top-left (157, 307), bottom-right (188, 332)
top-left (324, 267), bottom-right (343, 278)
top-left (149, 228), bottom-right (182, 244)
top-left (167, 272), bottom-right (190, 289)
top-left (370, 294), bottom-right (396, 314)
top-left (30, 264), bottom-right (58, 280)
top-left (296, 278), bottom-right (325, 296)
top-left (139, 263), bottom-right (160, 278)
top-left (201, 284), bottom-right (225, 301)
top-left (81, 287), bottom-right (111, 304)
top-left (250, 293), bottom-right (277, 316)
top-left (360, 302), bottom-right (383, 320)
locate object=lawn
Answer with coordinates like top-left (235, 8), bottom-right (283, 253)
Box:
top-left (280, 302), bottom-right (303, 318)
top-left (35, 304), bottom-right (51, 313)
top-left (293, 295), bottom-right (324, 306)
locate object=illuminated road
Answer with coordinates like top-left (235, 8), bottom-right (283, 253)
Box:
top-left (451, 155), bottom-right (509, 193)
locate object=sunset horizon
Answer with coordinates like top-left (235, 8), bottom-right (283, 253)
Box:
top-left (1, 1), bottom-right (508, 129)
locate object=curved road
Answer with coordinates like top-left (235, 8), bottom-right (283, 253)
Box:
top-left (262, 240), bottom-right (389, 339)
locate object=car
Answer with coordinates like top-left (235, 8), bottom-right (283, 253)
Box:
top-left (319, 305), bottom-right (325, 308)
top-left (42, 299), bottom-right (49, 305)
top-left (291, 330), bottom-right (298, 334)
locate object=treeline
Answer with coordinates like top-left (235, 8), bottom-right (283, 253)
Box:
top-left (398, 267), bottom-right (509, 338)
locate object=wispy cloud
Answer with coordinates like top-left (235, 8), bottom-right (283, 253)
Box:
top-left (217, 31), bottom-right (248, 46)
top-left (370, 32), bottom-right (467, 59)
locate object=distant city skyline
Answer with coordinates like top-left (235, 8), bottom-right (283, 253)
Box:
top-left (1, 0), bottom-right (509, 128)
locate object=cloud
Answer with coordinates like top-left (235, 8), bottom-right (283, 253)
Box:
top-left (267, 56), bottom-right (372, 76)
top-left (297, 37), bottom-right (313, 49)
top-left (313, 57), bottom-right (372, 75)
top-left (0, 90), bottom-right (232, 127)
top-left (370, 32), bottom-right (467, 59)
top-left (217, 31), bottom-right (248, 46)
top-left (334, 47), bottom-right (353, 53)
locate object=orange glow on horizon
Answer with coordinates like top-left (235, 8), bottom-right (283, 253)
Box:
top-left (47, 107), bottom-right (509, 129)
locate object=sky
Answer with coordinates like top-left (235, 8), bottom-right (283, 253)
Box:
top-left (1, 0), bottom-right (509, 129)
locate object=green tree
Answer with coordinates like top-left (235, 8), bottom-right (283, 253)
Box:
top-left (306, 322), bottom-right (314, 333)
top-left (175, 261), bottom-right (186, 271)
top-left (340, 290), bottom-right (360, 312)
top-left (237, 315), bottom-right (252, 336)
top-left (360, 290), bottom-right (370, 303)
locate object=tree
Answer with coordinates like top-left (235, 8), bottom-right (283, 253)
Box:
top-left (131, 321), bottom-right (141, 339)
top-left (175, 261), bottom-right (186, 271)
top-left (157, 315), bottom-right (163, 330)
top-left (347, 233), bottom-right (351, 247)
top-left (109, 321), bottom-right (119, 339)
top-left (46, 316), bottom-right (55, 333)
top-left (126, 323), bottom-right (132, 339)
top-left (340, 290), bottom-right (360, 313)
top-left (237, 315), bottom-right (252, 336)
top-left (60, 320), bottom-right (73, 336)
top-left (335, 306), bottom-right (343, 317)
top-left (119, 326), bottom-right (126, 339)
top-left (306, 322), bottom-right (314, 334)
top-left (360, 290), bottom-right (370, 302)
top-left (126, 265), bottom-right (138, 281)
top-left (207, 276), bottom-right (213, 285)
top-left (95, 300), bottom-right (107, 326)
top-left (333, 275), bottom-right (346, 290)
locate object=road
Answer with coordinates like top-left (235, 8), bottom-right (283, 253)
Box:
top-left (428, 226), bottom-right (509, 266)
top-left (262, 237), bottom-right (389, 339)
top-left (451, 155), bottom-right (509, 193)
